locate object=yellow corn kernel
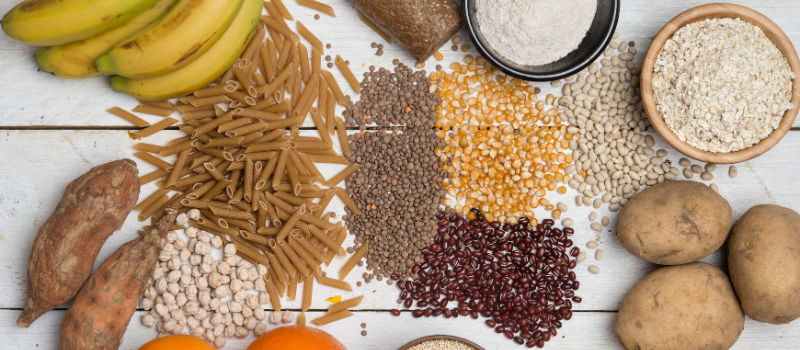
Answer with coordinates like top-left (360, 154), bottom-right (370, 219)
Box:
top-left (434, 52), bottom-right (444, 61)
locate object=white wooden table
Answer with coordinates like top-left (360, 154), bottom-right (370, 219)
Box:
top-left (1, 0), bottom-right (799, 349)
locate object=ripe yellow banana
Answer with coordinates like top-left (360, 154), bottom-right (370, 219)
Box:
top-left (110, 0), bottom-right (261, 100)
top-left (35, 0), bottom-right (178, 79)
top-left (1, 0), bottom-right (159, 46)
top-left (96, 0), bottom-right (245, 79)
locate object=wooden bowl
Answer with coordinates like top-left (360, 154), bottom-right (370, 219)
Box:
top-left (397, 335), bottom-right (485, 350)
top-left (640, 3), bottom-right (800, 164)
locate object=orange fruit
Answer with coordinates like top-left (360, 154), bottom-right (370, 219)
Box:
top-left (138, 335), bottom-right (216, 350)
top-left (247, 326), bottom-right (347, 350)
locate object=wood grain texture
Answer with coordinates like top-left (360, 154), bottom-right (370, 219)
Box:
top-left (640, 3), bottom-right (800, 164)
top-left (0, 0), bottom-right (799, 126)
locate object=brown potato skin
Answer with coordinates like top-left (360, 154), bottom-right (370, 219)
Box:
top-left (17, 159), bottom-right (140, 328)
top-left (617, 181), bottom-right (732, 265)
top-left (615, 262), bottom-right (744, 350)
top-left (729, 204), bottom-right (800, 324)
top-left (59, 208), bottom-right (177, 350)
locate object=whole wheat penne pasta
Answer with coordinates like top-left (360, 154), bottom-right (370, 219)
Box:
top-left (293, 141), bottom-right (332, 152)
top-left (228, 218), bottom-right (255, 232)
top-left (293, 153), bottom-right (321, 179)
top-left (291, 232), bottom-right (326, 264)
top-left (261, 64), bottom-right (294, 98)
top-left (242, 151), bottom-right (277, 162)
top-left (316, 274), bottom-right (352, 292)
top-left (324, 164), bottom-right (362, 187)
top-left (315, 190), bottom-right (336, 218)
top-left (194, 156), bottom-right (222, 173)
top-left (133, 104), bottom-right (174, 117)
top-left (308, 153), bottom-right (349, 165)
top-left (227, 91), bottom-right (256, 106)
top-left (168, 136), bottom-right (191, 147)
top-left (138, 194), bottom-right (169, 222)
top-left (218, 118), bottom-right (254, 134)
top-left (263, 101), bottom-right (289, 114)
top-left (311, 310), bottom-right (353, 326)
top-left (265, 25), bottom-right (284, 52)
top-left (260, 42), bottom-right (276, 81)
top-left (278, 240), bottom-right (310, 277)
top-left (261, 251), bottom-right (288, 285)
top-left (287, 150), bottom-right (310, 176)
top-left (224, 170), bottom-right (240, 198)
top-left (275, 37), bottom-right (294, 72)
top-left (134, 151), bottom-right (172, 170)
top-left (308, 225), bottom-right (345, 256)
top-left (263, 274), bottom-right (281, 312)
top-left (192, 112), bottom-right (234, 139)
top-left (245, 140), bottom-right (290, 153)
top-left (271, 268), bottom-right (287, 297)
top-left (179, 198), bottom-right (214, 209)
top-left (229, 100), bottom-right (242, 109)
top-left (276, 204), bottom-right (305, 241)
top-left (275, 206), bottom-right (291, 221)
top-left (334, 117), bottom-right (352, 157)
top-left (309, 111), bottom-right (335, 147)
top-left (271, 149), bottom-right (290, 188)
top-left (186, 180), bottom-right (216, 199)
top-left (242, 157), bottom-right (255, 203)
top-left (339, 241), bottom-right (368, 280)
top-left (210, 206), bottom-right (255, 221)
top-left (258, 227), bottom-right (279, 236)
top-left (139, 169), bottom-right (168, 185)
top-left (327, 295), bottom-right (364, 315)
top-left (241, 131), bottom-right (265, 146)
top-left (318, 73), bottom-right (329, 114)
top-left (250, 129), bottom-right (288, 147)
top-left (134, 189), bottom-right (169, 212)
top-left (336, 187), bottom-right (364, 215)
top-left (176, 103), bottom-right (216, 113)
top-left (262, 199), bottom-right (281, 228)
top-left (272, 183), bottom-right (319, 194)
top-left (359, 12), bottom-right (392, 43)
top-left (203, 163), bottom-right (226, 181)
top-left (287, 236), bottom-right (320, 277)
top-left (280, 187), bottom-right (330, 198)
top-left (194, 85), bottom-right (236, 98)
top-left (298, 0), bottom-right (335, 17)
top-left (299, 213), bottom-right (335, 231)
top-left (335, 55), bottom-right (361, 94)
top-left (275, 192), bottom-right (320, 211)
top-left (242, 27), bottom-right (266, 65)
top-left (108, 107), bottom-right (149, 127)
top-left (240, 229), bottom-right (270, 246)
top-left (132, 143), bottom-right (164, 154)
top-left (324, 225), bottom-right (346, 266)
top-left (183, 109), bottom-right (217, 121)
top-left (226, 121), bottom-right (268, 137)
top-left (165, 150), bottom-right (191, 187)
top-left (302, 274), bottom-right (314, 312)
top-left (138, 99), bottom-right (173, 110)
top-left (321, 70), bottom-right (347, 106)
top-left (174, 172), bottom-right (213, 188)
top-left (285, 159), bottom-right (301, 196)
top-left (287, 274), bottom-right (298, 300)
top-left (190, 95), bottom-right (232, 107)
top-left (271, 0), bottom-right (293, 20)
top-left (263, 188), bottom-right (295, 213)
top-left (268, 239), bottom-right (296, 278)
top-left (297, 21), bottom-right (323, 54)
top-left (298, 148), bottom-right (338, 156)
top-left (311, 46), bottom-right (321, 77)
top-left (234, 108), bottom-right (283, 121)
top-left (135, 117), bottom-right (178, 138)
top-left (158, 139), bottom-right (196, 157)
top-left (196, 144), bottom-right (233, 161)
top-left (298, 43), bottom-right (311, 83)
top-left (260, 16), bottom-right (298, 42)
top-left (232, 63), bottom-right (256, 97)
top-left (200, 180), bottom-right (231, 201)
top-left (205, 136), bottom-right (245, 148)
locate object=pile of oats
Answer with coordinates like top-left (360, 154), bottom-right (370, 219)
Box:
top-left (652, 18), bottom-right (795, 153)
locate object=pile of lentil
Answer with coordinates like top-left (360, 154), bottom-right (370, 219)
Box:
top-left (433, 54), bottom-right (574, 223)
top-left (343, 61), bottom-right (447, 279)
top-left (392, 209), bottom-right (581, 348)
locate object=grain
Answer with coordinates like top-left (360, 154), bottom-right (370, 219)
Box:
top-left (601, 216), bottom-right (609, 226)
top-left (589, 265), bottom-right (600, 274)
top-left (591, 222), bottom-right (602, 232)
top-left (729, 166), bottom-right (738, 178)
top-left (577, 252), bottom-right (588, 263)
top-left (700, 172), bottom-right (714, 181)
top-left (407, 339), bottom-right (476, 350)
top-left (562, 218), bottom-right (574, 226)
top-left (587, 241), bottom-right (599, 249)
top-left (595, 249), bottom-right (604, 260)
top-left (653, 18), bottom-right (795, 153)
top-left (691, 165), bottom-right (703, 174)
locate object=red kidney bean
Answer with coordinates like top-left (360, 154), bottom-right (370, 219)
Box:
top-left (412, 310), bottom-right (423, 318)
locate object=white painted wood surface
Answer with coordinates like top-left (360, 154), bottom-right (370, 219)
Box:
top-left (0, 0), bottom-right (800, 349)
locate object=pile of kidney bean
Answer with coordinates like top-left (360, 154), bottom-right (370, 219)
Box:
top-left (390, 208), bottom-right (582, 348)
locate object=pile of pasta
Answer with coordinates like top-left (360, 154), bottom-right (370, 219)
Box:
top-left (111, 0), bottom-right (371, 327)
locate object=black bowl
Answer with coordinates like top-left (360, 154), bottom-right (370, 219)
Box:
top-left (462, 0), bottom-right (620, 81)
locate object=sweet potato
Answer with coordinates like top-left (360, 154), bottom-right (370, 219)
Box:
top-left (60, 207), bottom-right (178, 350)
top-left (17, 159), bottom-right (140, 328)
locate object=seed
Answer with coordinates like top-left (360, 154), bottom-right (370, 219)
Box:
top-left (691, 165), bottom-right (703, 174)
top-left (588, 212), bottom-right (597, 221)
top-left (729, 166), bottom-right (738, 178)
top-left (683, 168), bottom-right (694, 179)
top-left (452, 36), bottom-right (462, 45)
top-left (587, 241), bottom-right (598, 249)
top-left (679, 158), bottom-right (691, 167)
top-left (710, 183), bottom-right (719, 193)
top-left (705, 164), bottom-right (716, 172)
top-left (556, 202), bottom-right (568, 212)
top-left (700, 172), bottom-right (713, 181)
top-left (361, 330), bottom-right (367, 336)
top-left (601, 216), bottom-right (609, 226)
top-left (588, 265), bottom-right (600, 274)
top-left (577, 252), bottom-right (588, 262)
top-left (595, 249), bottom-right (604, 261)
top-left (551, 80), bottom-right (563, 87)
top-left (434, 52), bottom-right (444, 61)
top-left (591, 222), bottom-right (602, 232)
top-left (562, 218), bottom-right (574, 226)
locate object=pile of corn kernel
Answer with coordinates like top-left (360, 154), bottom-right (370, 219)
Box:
top-left (432, 54), bottom-right (575, 224)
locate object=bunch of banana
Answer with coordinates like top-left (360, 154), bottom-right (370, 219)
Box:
top-left (2, 0), bottom-right (263, 100)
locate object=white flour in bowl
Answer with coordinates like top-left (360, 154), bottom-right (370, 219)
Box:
top-left (476, 0), bottom-right (597, 66)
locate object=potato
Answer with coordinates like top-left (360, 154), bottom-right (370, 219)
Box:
top-left (728, 204), bottom-right (800, 324)
top-left (617, 181), bottom-right (732, 265)
top-left (615, 262), bottom-right (744, 350)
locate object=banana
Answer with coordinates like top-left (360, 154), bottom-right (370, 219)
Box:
top-left (35, 0), bottom-right (178, 79)
top-left (1, 0), bottom-right (160, 46)
top-left (96, 0), bottom-right (245, 79)
top-left (110, 0), bottom-right (261, 100)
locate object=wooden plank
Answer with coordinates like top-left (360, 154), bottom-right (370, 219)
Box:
top-left (0, 0), bottom-right (799, 127)
top-left (1, 309), bottom-right (799, 350)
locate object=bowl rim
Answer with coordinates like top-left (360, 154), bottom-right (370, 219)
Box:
top-left (396, 335), bottom-right (486, 350)
top-left (640, 3), bottom-right (800, 164)
top-left (462, 0), bottom-right (620, 82)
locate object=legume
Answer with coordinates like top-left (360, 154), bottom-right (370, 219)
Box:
top-left (729, 166), bottom-right (738, 178)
